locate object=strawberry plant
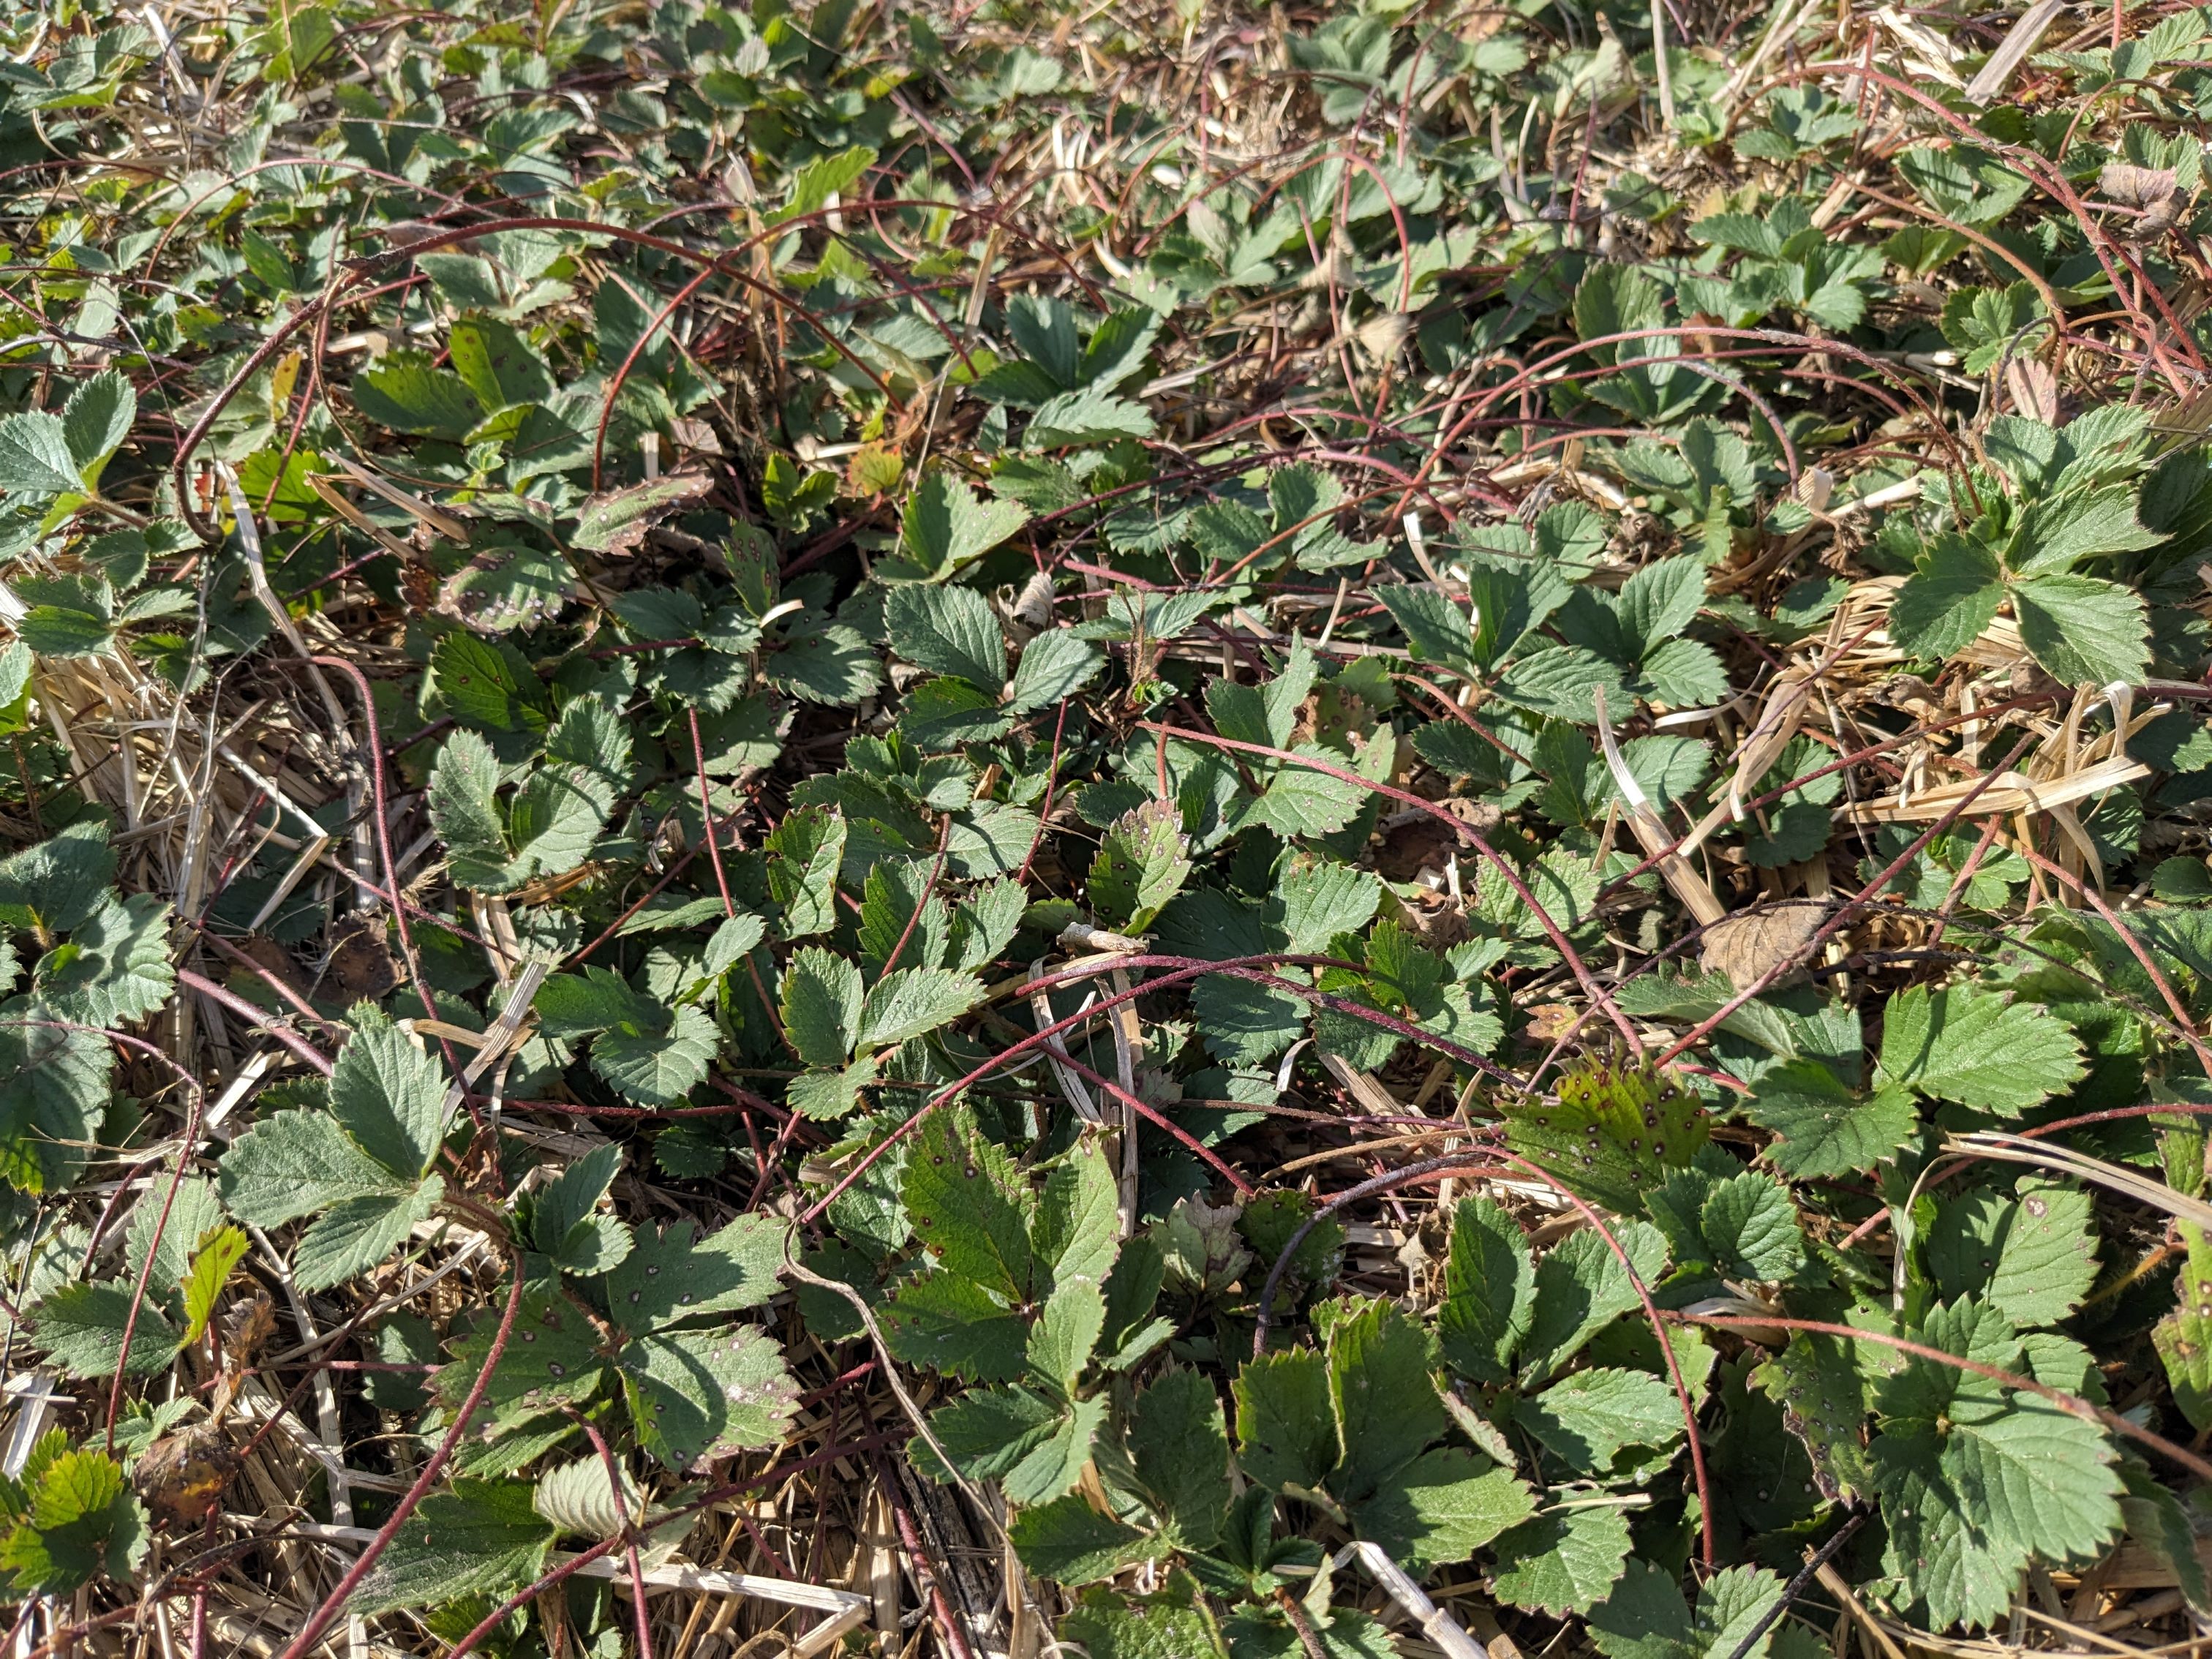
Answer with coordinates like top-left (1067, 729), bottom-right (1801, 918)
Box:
top-left (7, 0), bottom-right (2212, 1655)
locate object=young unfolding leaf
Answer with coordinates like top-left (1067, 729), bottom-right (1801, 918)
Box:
top-left (178, 1224), bottom-right (249, 1345)
top-left (527, 1142), bottom-right (633, 1276)
top-left (2155, 1223), bottom-right (2212, 1432)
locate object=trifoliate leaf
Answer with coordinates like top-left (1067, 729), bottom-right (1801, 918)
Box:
top-left (1438, 1196), bottom-right (1534, 1386)
top-left (1491, 1506), bottom-right (1633, 1616)
top-left (1742, 1064), bottom-right (1919, 1179)
top-left (1500, 1058), bottom-right (1710, 1216)
top-left (36, 893), bottom-right (173, 1027)
top-left (0, 1447), bottom-right (146, 1595)
top-left (856, 966), bottom-right (982, 1049)
top-left (885, 582), bottom-right (1007, 690)
top-left (1870, 1299), bottom-right (2124, 1629)
top-left (2011, 573), bottom-right (2150, 685)
top-left (617, 1323), bottom-right (798, 1470)
top-left (1926, 1179), bottom-right (2098, 1327)
top-left (765, 805), bottom-right (846, 938)
top-left (352, 1479), bottom-right (554, 1615)
top-left (29, 1282), bottom-right (180, 1377)
top-left (779, 946), bottom-right (862, 1066)
top-left (1522, 1367), bottom-right (1684, 1472)
top-left (1940, 283), bottom-right (2045, 373)
top-left (1876, 982), bottom-right (2084, 1113)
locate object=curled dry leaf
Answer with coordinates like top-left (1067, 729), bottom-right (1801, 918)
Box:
top-left (134, 1424), bottom-right (240, 1530)
top-left (1698, 900), bottom-right (1829, 990)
